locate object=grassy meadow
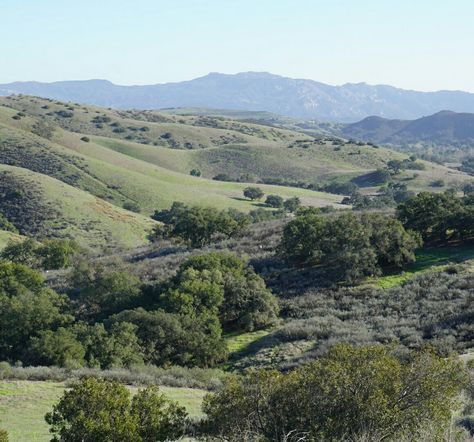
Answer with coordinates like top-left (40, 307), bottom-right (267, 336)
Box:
top-left (0, 381), bottom-right (206, 442)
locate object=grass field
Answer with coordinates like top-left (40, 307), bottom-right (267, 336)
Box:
top-left (0, 381), bottom-right (207, 442)
top-left (370, 244), bottom-right (474, 289)
top-left (224, 329), bottom-right (272, 354)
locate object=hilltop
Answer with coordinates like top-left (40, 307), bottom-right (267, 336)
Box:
top-left (3, 72), bottom-right (474, 121)
top-left (342, 110), bottom-right (474, 145)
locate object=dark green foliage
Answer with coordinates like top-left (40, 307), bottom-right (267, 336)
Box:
top-left (1, 238), bottom-right (78, 269)
top-left (320, 181), bottom-right (358, 195)
top-left (283, 196), bottom-right (301, 212)
top-left (151, 202), bottom-right (250, 247)
top-left (37, 239), bottom-right (79, 269)
top-left (387, 159), bottom-right (403, 174)
top-left (0, 238), bottom-right (39, 267)
top-left (190, 168), bottom-right (201, 177)
top-left (379, 182), bottom-right (414, 203)
top-left (109, 308), bottom-right (227, 367)
top-left (123, 201), bottom-right (141, 213)
top-left (91, 115), bottom-right (111, 124)
top-left (69, 260), bottom-right (142, 320)
top-left (80, 136), bottom-right (90, 142)
top-left (202, 345), bottom-right (466, 442)
top-left (397, 191), bottom-right (474, 242)
top-left (72, 322), bottom-right (144, 369)
top-left (0, 429), bottom-right (8, 442)
top-left (212, 173), bottom-right (233, 182)
top-left (45, 378), bottom-right (187, 442)
top-left (264, 194), bottom-right (283, 208)
top-left (0, 261), bottom-right (72, 361)
top-left (130, 385), bottom-right (187, 441)
top-left (0, 213), bottom-right (17, 233)
top-left (243, 186), bottom-right (264, 200)
top-left (55, 110), bottom-right (73, 118)
top-left (430, 179), bottom-right (445, 187)
top-left (28, 327), bottom-right (85, 368)
top-left (165, 253), bottom-right (279, 332)
top-left (279, 212), bottom-right (420, 282)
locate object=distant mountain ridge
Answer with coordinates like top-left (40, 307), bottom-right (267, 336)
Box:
top-left (342, 110), bottom-right (474, 144)
top-left (3, 72), bottom-right (474, 122)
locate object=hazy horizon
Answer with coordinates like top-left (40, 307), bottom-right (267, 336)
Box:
top-left (4, 71), bottom-right (474, 95)
top-left (2, 0), bottom-right (474, 92)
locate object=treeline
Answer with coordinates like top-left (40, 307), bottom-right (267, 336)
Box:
top-left (279, 190), bottom-right (474, 282)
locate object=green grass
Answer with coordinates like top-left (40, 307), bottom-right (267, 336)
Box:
top-left (0, 164), bottom-right (156, 250)
top-left (0, 95), bottom-right (472, 252)
top-left (370, 244), bottom-right (474, 289)
top-left (0, 381), bottom-right (206, 442)
top-left (224, 329), bottom-right (272, 354)
top-left (0, 230), bottom-right (23, 250)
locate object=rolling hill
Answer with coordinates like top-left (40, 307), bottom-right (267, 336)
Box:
top-left (342, 110), bottom-right (474, 145)
top-left (0, 94), bottom-right (472, 250)
top-left (3, 72), bottom-right (474, 121)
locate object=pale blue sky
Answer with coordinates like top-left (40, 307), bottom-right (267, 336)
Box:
top-left (2, 0), bottom-right (473, 91)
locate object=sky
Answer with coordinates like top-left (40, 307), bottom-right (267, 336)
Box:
top-left (1, 0), bottom-right (474, 91)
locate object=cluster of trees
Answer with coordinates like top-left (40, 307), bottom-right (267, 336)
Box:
top-left (342, 182), bottom-right (415, 209)
top-left (0, 238), bottom-right (78, 269)
top-left (278, 211), bottom-right (421, 282)
top-left (151, 202), bottom-right (251, 247)
top-left (150, 200), bottom-right (300, 248)
top-left (398, 191), bottom-right (474, 243)
top-left (0, 252), bottom-right (278, 369)
top-left (203, 344), bottom-right (466, 441)
top-left (243, 187), bottom-right (301, 211)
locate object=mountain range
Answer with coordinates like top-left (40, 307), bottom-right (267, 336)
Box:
top-left (3, 72), bottom-right (474, 122)
top-left (342, 110), bottom-right (474, 145)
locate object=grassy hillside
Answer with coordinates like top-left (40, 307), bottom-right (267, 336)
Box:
top-left (0, 164), bottom-right (155, 250)
top-left (0, 381), bottom-right (205, 442)
top-left (2, 95), bottom-right (471, 194)
top-left (0, 98), bottom-right (344, 215)
top-left (0, 95), bottom-right (472, 251)
top-left (0, 230), bottom-right (22, 250)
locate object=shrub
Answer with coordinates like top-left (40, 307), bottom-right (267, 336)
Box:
top-left (265, 195), bottom-right (284, 208)
top-left (202, 345), bottom-right (467, 442)
top-left (45, 378), bottom-right (187, 442)
top-left (80, 136), bottom-right (90, 142)
top-left (243, 187), bottom-right (264, 201)
top-left (0, 429), bottom-right (8, 442)
top-left (123, 201), bottom-right (141, 213)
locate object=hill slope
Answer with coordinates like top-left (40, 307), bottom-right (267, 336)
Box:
top-left (0, 164), bottom-right (156, 250)
top-left (3, 72), bottom-right (474, 121)
top-left (342, 110), bottom-right (474, 145)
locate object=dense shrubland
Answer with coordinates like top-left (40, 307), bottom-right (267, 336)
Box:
top-left (0, 249), bottom-right (278, 369)
top-left (202, 345), bottom-right (466, 442)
